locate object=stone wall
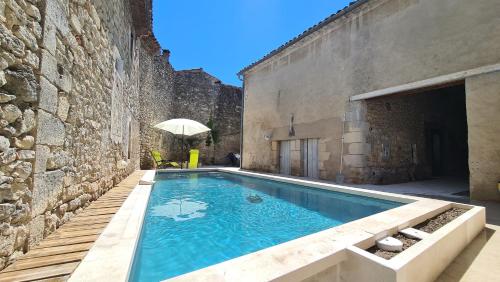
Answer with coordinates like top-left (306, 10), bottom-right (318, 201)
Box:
top-left (213, 84), bottom-right (242, 164)
top-left (170, 69), bottom-right (242, 166)
top-left (0, 0), bottom-right (153, 269)
top-left (0, 0), bottom-right (42, 268)
top-left (337, 85), bottom-right (469, 185)
top-left (0, 0), bottom-right (242, 269)
top-left (465, 72), bottom-right (500, 201)
top-left (138, 48), bottom-right (175, 169)
top-left (241, 0), bottom-right (500, 199)
top-left (32, 0), bottom-right (143, 247)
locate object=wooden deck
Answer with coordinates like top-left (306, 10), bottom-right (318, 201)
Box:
top-left (0, 171), bottom-right (146, 282)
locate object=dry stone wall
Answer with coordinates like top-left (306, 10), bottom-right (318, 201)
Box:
top-left (172, 69), bottom-right (219, 165)
top-left (0, 0), bottom-right (150, 270)
top-left (0, 0), bottom-right (242, 270)
top-left (170, 69), bottom-right (242, 166)
top-left (363, 86), bottom-right (468, 184)
top-left (0, 0), bottom-right (41, 268)
top-left (213, 84), bottom-right (242, 164)
top-left (33, 0), bottom-right (143, 248)
top-left (138, 49), bottom-right (175, 169)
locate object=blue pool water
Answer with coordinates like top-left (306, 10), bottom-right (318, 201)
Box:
top-left (130, 172), bottom-right (402, 281)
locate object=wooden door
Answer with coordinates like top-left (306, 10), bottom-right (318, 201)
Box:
top-left (280, 140), bottom-right (291, 175)
top-left (304, 139), bottom-right (319, 179)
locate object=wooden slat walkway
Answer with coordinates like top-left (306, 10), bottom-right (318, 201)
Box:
top-left (0, 171), bottom-right (146, 282)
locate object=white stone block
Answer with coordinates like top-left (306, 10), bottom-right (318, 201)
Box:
top-left (28, 215), bottom-right (44, 247)
top-left (45, 0), bottom-right (69, 36)
top-left (36, 110), bottom-right (65, 146)
top-left (69, 15), bottom-right (82, 34)
top-left (41, 20), bottom-right (56, 54)
top-left (0, 136), bottom-right (9, 151)
top-left (0, 71), bottom-right (6, 87)
top-left (39, 76), bottom-right (58, 114)
top-left (376, 236), bottom-right (403, 252)
top-left (400, 228), bottom-right (429, 240)
top-left (348, 143), bottom-right (371, 155)
top-left (57, 96), bottom-right (69, 121)
top-left (32, 170), bottom-right (65, 216)
top-left (343, 154), bottom-right (367, 168)
top-left (40, 49), bottom-right (58, 84)
top-left (343, 131), bottom-right (365, 143)
top-left (345, 121), bottom-right (369, 133)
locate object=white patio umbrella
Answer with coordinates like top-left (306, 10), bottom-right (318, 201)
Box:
top-left (153, 119), bottom-right (211, 168)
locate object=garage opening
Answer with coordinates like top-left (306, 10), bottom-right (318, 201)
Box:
top-left (365, 83), bottom-right (469, 197)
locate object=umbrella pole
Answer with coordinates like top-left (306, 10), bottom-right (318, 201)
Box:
top-left (181, 125), bottom-right (184, 169)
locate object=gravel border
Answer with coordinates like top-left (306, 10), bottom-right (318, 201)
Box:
top-left (367, 208), bottom-right (467, 259)
top-left (415, 208), bottom-right (467, 233)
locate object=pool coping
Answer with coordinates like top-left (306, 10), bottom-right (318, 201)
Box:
top-left (68, 170), bottom-right (155, 282)
top-left (68, 169), bottom-right (485, 282)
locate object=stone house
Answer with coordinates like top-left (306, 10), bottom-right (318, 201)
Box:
top-left (139, 66), bottom-right (242, 169)
top-left (238, 0), bottom-right (500, 201)
top-left (0, 0), bottom-right (241, 269)
top-left (172, 69), bottom-right (242, 166)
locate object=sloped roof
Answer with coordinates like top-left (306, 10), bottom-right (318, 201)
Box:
top-left (237, 0), bottom-right (368, 75)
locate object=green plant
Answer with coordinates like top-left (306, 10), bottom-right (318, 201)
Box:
top-left (206, 117), bottom-right (219, 146)
top-left (205, 133), bottom-right (212, 147)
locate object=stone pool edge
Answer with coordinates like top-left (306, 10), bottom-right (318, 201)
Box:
top-left (68, 169), bottom-right (485, 282)
top-left (68, 170), bottom-right (155, 282)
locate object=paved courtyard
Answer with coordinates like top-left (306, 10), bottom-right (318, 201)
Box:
top-left (353, 178), bottom-right (500, 282)
top-left (352, 177), bottom-right (469, 202)
top-left (243, 170), bottom-right (500, 282)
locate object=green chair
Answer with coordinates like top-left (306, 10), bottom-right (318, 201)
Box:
top-left (150, 150), bottom-right (180, 169)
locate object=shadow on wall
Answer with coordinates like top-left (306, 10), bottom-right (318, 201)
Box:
top-left (142, 69), bottom-right (243, 168)
top-left (365, 85), bottom-right (468, 185)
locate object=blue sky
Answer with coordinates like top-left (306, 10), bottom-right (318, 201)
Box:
top-left (153, 0), bottom-right (352, 86)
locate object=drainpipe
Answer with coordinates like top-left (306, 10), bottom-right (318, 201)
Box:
top-left (340, 112), bottom-right (346, 174)
top-left (237, 73), bottom-right (245, 169)
top-left (337, 112), bottom-right (346, 184)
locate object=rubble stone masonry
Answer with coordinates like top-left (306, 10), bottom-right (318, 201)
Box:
top-left (168, 69), bottom-right (242, 167)
top-left (240, 0), bottom-right (500, 200)
top-left (0, 0), bottom-right (242, 269)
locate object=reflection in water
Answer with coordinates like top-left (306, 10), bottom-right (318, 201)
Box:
top-left (132, 172), bottom-right (403, 282)
top-left (151, 199), bottom-right (208, 222)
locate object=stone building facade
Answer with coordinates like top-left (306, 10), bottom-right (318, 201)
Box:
top-left (169, 69), bottom-right (242, 166)
top-left (0, 0), bottom-right (147, 269)
top-left (213, 84), bottom-right (242, 164)
top-left (239, 0), bottom-right (500, 201)
top-left (0, 0), bottom-right (242, 269)
top-left (138, 48), bottom-right (175, 169)
top-left (364, 86), bottom-right (468, 184)
top-left (139, 67), bottom-right (242, 169)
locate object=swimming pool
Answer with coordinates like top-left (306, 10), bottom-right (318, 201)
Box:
top-left (129, 172), bottom-right (403, 281)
